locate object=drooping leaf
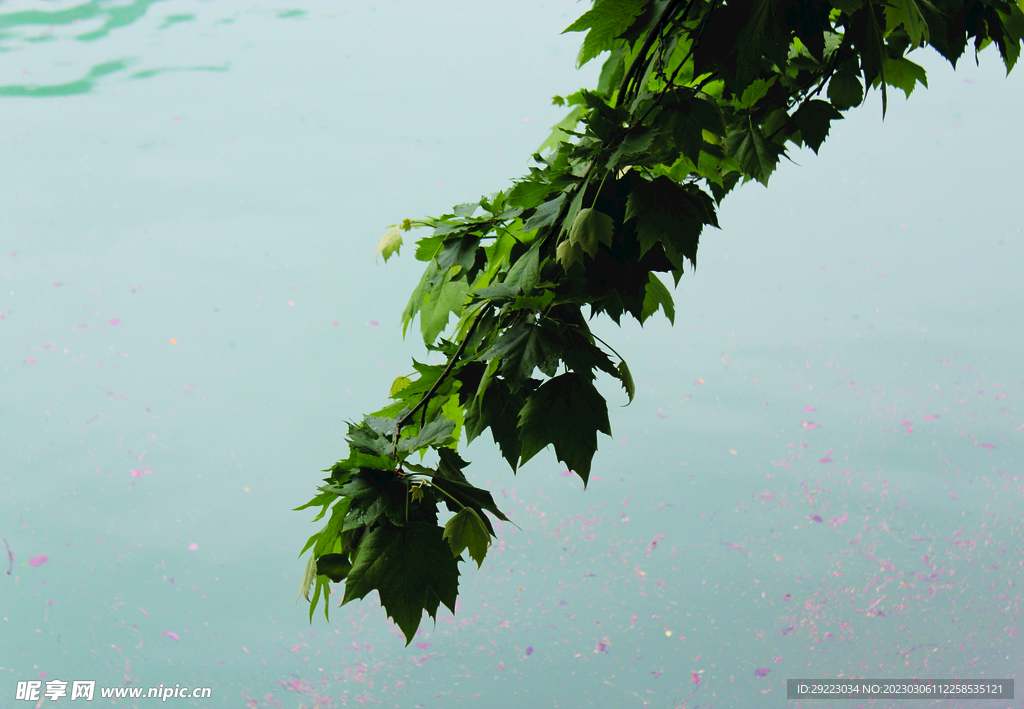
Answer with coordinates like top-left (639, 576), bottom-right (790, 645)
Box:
top-left (342, 521), bottom-right (460, 644)
top-left (641, 273), bottom-right (675, 325)
top-left (376, 227), bottom-right (403, 263)
top-left (431, 477), bottom-right (510, 523)
top-left (616, 358), bottom-right (635, 405)
top-left (443, 508), bottom-right (492, 568)
top-left (568, 207), bottom-right (615, 257)
top-left (827, 70), bottom-right (863, 111)
top-left (791, 99), bottom-right (844, 153)
top-left (518, 372), bottom-right (612, 485)
top-left (316, 553), bottom-right (352, 583)
top-left (882, 56), bottom-right (928, 99)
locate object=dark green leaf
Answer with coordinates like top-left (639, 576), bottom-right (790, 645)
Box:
top-left (518, 372), bottom-right (612, 485)
top-left (827, 71), bottom-right (863, 111)
top-left (479, 319), bottom-right (561, 381)
top-left (791, 99), bottom-right (844, 153)
top-left (616, 359), bottom-right (635, 405)
top-left (523, 195), bottom-right (565, 233)
top-left (316, 553), bottom-right (352, 583)
top-left (342, 521), bottom-right (460, 644)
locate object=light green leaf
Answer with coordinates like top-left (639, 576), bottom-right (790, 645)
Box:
top-left (641, 273), bottom-right (675, 325)
top-left (616, 359), bottom-right (635, 405)
top-left (538, 105), bottom-right (584, 154)
top-left (882, 57), bottom-right (928, 99)
top-left (568, 207), bottom-right (614, 256)
top-left (376, 227), bottom-right (403, 263)
top-left (443, 508), bottom-right (491, 568)
top-left (389, 376), bottom-right (412, 398)
top-left (297, 552), bottom-right (317, 603)
top-left (420, 275), bottom-right (470, 345)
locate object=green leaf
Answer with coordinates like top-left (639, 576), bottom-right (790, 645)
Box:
top-left (398, 417), bottom-right (456, 456)
top-left (464, 374), bottom-right (523, 472)
top-left (884, 0), bottom-right (928, 47)
top-left (503, 239), bottom-right (542, 293)
top-left (342, 521), bottom-right (460, 644)
top-left (641, 273), bottom-right (675, 325)
top-left (308, 575), bottom-right (331, 622)
top-left (316, 553), bottom-right (352, 583)
top-left (432, 477), bottom-right (510, 523)
top-left (389, 376), bottom-right (412, 398)
top-left (523, 195), bottom-right (566, 233)
top-left (556, 238), bottom-right (584, 270)
top-left (479, 319), bottom-right (561, 381)
top-left (297, 553), bottom-right (317, 603)
top-left (616, 359), bottom-right (635, 405)
top-left (537, 105), bottom-right (584, 154)
top-left (518, 372), bottom-right (612, 485)
top-left (376, 227), bottom-right (403, 263)
top-left (562, 0), bottom-right (645, 67)
top-left (727, 119), bottom-right (784, 185)
top-left (443, 508), bottom-right (491, 568)
top-left (508, 181), bottom-right (553, 210)
top-left (882, 57), bottom-right (927, 99)
top-left (568, 207), bottom-right (614, 257)
top-left (791, 99), bottom-right (844, 154)
top-left (827, 70), bottom-right (863, 111)
top-left (420, 275), bottom-right (470, 345)
top-left (625, 177), bottom-right (716, 268)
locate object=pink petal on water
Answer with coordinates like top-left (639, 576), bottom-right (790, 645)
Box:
top-left (924, 414), bottom-right (940, 420)
top-left (416, 642), bottom-right (431, 650)
top-left (810, 515), bottom-right (823, 523)
top-left (691, 672), bottom-right (701, 685)
top-left (188, 543), bottom-right (198, 551)
top-left (754, 668), bottom-right (771, 678)
top-left (29, 554), bottom-right (49, 567)
top-left (559, 469), bottom-right (573, 477)
top-left (369, 320), bottom-right (379, 326)
top-left (108, 319), bottom-right (121, 326)
top-left (818, 456), bottom-right (831, 463)
top-left (525, 646), bottom-right (533, 656)
top-left (979, 443), bottom-right (995, 450)
top-left (780, 625), bottom-right (796, 635)
top-left (803, 406), bottom-right (816, 412)
top-left (162, 631), bottom-right (180, 641)
top-left (26, 358), bottom-right (36, 365)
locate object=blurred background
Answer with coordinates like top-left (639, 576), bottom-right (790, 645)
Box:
top-left (1, 2), bottom-right (1022, 707)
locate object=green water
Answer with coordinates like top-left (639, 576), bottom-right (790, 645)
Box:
top-left (2, 2), bottom-right (1022, 708)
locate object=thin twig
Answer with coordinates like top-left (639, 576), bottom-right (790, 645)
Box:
top-left (390, 304), bottom-right (490, 460)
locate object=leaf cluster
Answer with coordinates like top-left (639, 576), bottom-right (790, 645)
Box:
top-left (299, 0), bottom-right (1024, 642)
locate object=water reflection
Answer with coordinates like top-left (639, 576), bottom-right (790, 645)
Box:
top-left (0, 0), bottom-right (228, 96)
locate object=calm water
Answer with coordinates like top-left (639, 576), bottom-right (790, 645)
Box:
top-left (2, 3), bottom-right (1023, 708)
